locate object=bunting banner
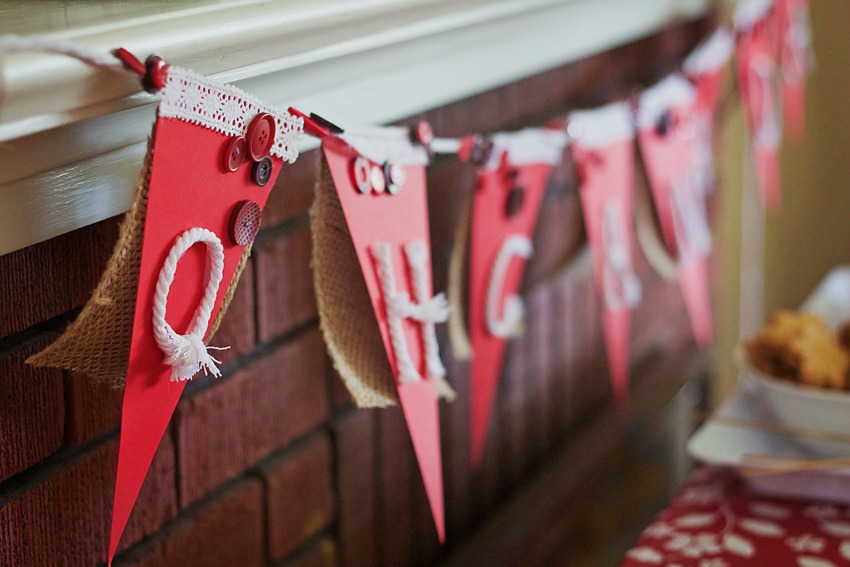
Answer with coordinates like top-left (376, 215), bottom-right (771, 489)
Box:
top-left (308, 119), bottom-right (449, 540)
top-left (568, 103), bottom-right (642, 406)
top-left (463, 128), bottom-right (568, 467)
top-left (777, 0), bottom-right (813, 140)
top-left (637, 75), bottom-right (713, 347)
top-left (735, 0), bottom-right (783, 210)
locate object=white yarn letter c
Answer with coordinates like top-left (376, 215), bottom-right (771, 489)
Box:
top-left (486, 235), bottom-right (533, 338)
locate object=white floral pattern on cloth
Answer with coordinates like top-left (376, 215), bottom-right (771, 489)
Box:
top-left (158, 65), bottom-right (303, 163)
top-left (620, 467), bottom-right (850, 566)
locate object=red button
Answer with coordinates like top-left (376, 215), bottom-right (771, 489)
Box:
top-left (223, 136), bottom-right (247, 172)
top-left (414, 120), bottom-right (434, 147)
top-left (229, 200), bottom-right (262, 246)
top-left (352, 157), bottom-right (371, 194)
top-left (246, 113), bottom-right (276, 161)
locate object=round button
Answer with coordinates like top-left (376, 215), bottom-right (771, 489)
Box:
top-left (506, 185), bottom-right (525, 217)
top-left (352, 157), bottom-right (372, 194)
top-left (251, 156), bottom-right (274, 187)
top-left (229, 200), bottom-right (262, 246)
top-left (414, 120), bottom-right (434, 147)
top-left (384, 162), bottom-right (406, 195)
top-left (469, 136), bottom-right (493, 167)
top-left (655, 111), bottom-right (672, 137)
top-left (370, 164), bottom-right (386, 193)
top-left (223, 136), bottom-right (247, 172)
top-left (246, 113), bottom-right (276, 161)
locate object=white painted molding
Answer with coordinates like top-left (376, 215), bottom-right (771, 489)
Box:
top-left (0, 0), bottom-right (707, 255)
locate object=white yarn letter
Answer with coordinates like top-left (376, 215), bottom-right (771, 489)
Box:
top-left (486, 235), bottom-right (533, 338)
top-left (152, 227), bottom-right (230, 382)
top-left (370, 240), bottom-right (449, 384)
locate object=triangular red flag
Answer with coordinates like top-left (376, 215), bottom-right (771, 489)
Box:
top-left (108, 64), bottom-right (302, 563)
top-left (568, 103), bottom-right (641, 407)
top-left (319, 127), bottom-right (447, 541)
top-left (466, 129), bottom-right (567, 467)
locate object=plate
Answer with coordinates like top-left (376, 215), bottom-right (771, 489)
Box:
top-left (687, 384), bottom-right (850, 503)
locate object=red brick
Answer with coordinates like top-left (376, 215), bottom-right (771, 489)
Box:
top-left (0, 337), bottom-right (64, 480)
top-left (335, 409), bottom-right (379, 567)
top-left (64, 371), bottom-right (123, 445)
top-left (117, 478), bottom-right (264, 567)
top-left (0, 217), bottom-right (118, 338)
top-left (278, 538), bottom-right (337, 567)
top-left (255, 225), bottom-right (317, 342)
top-left (175, 330), bottom-right (330, 506)
top-left (377, 407), bottom-right (414, 565)
top-left (0, 433), bottom-right (176, 566)
top-left (262, 150), bottom-right (322, 229)
top-left (261, 434), bottom-right (335, 561)
top-left (209, 257), bottom-right (256, 366)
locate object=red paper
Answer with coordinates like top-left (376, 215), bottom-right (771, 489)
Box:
top-left (778, 0), bottom-right (811, 140)
top-left (109, 119), bottom-right (282, 562)
top-left (570, 106), bottom-right (639, 407)
top-left (637, 78), bottom-right (714, 347)
top-left (737, 11), bottom-right (783, 210)
top-left (322, 135), bottom-right (445, 541)
top-left (468, 156), bottom-right (552, 467)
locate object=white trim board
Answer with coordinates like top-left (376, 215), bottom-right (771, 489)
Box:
top-left (0, 0), bottom-right (707, 255)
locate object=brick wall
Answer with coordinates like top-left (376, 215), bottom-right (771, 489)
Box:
top-left (0, 18), bottom-right (711, 567)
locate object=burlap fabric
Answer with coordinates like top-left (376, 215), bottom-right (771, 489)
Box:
top-left (27, 137), bottom-right (250, 387)
top-left (446, 192), bottom-right (473, 360)
top-left (311, 155), bottom-right (456, 407)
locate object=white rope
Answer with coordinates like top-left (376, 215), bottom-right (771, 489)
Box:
top-left (601, 202), bottom-right (642, 310)
top-left (486, 235), bottom-right (533, 338)
top-left (152, 228), bottom-right (229, 382)
top-left (0, 35), bottom-right (125, 72)
top-left (370, 241), bottom-right (449, 384)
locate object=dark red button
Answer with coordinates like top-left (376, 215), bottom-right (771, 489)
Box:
top-left (246, 113), bottom-right (276, 161)
top-left (229, 200), bottom-right (262, 246)
top-left (223, 136), bottom-right (247, 172)
top-left (251, 156), bottom-right (274, 187)
top-left (506, 185), bottom-right (525, 217)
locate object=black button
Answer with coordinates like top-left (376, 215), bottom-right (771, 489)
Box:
top-left (506, 185), bottom-right (525, 217)
top-left (251, 156), bottom-right (274, 187)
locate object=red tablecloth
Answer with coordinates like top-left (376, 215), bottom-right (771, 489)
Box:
top-left (621, 467), bottom-right (850, 566)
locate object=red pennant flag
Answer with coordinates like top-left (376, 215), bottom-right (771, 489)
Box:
top-left (568, 103), bottom-right (641, 407)
top-left (778, 0), bottom-right (813, 140)
top-left (637, 75), bottom-right (714, 347)
top-left (319, 126), bottom-right (447, 541)
top-left (109, 65), bottom-right (302, 563)
top-left (466, 129), bottom-right (567, 467)
top-left (684, 28), bottom-right (734, 196)
top-left (736, 0), bottom-right (783, 210)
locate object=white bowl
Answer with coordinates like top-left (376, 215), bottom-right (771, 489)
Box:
top-left (741, 349), bottom-right (850, 457)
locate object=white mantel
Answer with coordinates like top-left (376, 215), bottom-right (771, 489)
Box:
top-left (0, 0), bottom-right (707, 255)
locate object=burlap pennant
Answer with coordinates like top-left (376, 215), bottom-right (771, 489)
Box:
top-left (313, 125), bottom-right (450, 540)
top-left (465, 128), bottom-right (567, 467)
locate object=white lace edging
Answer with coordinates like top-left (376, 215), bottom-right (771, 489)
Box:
top-left (636, 74), bottom-right (696, 129)
top-left (734, 0), bottom-right (773, 31)
top-left (484, 128), bottom-right (569, 170)
top-left (684, 28), bottom-right (735, 77)
top-left (158, 65), bottom-right (303, 163)
top-left (567, 102), bottom-right (634, 149)
top-left (341, 127), bottom-right (430, 166)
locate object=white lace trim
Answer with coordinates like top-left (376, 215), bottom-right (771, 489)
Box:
top-left (567, 102), bottom-right (634, 148)
top-left (484, 128), bottom-right (569, 170)
top-left (341, 127), bottom-right (430, 166)
top-left (734, 0), bottom-right (773, 31)
top-left (158, 65), bottom-right (303, 163)
top-left (636, 74), bottom-right (696, 129)
top-left (684, 28), bottom-right (734, 77)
